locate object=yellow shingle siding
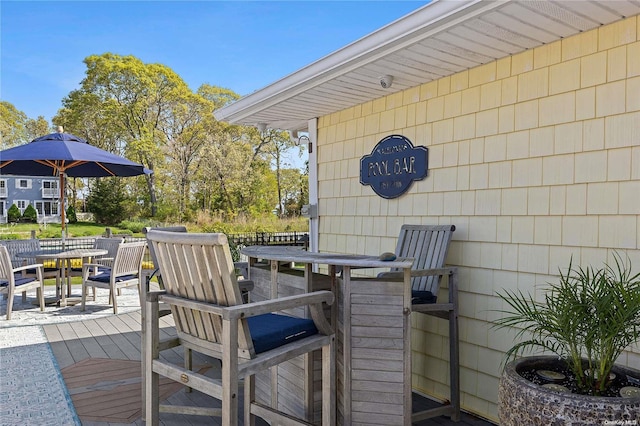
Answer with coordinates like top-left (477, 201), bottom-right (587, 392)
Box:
top-left (315, 15), bottom-right (640, 423)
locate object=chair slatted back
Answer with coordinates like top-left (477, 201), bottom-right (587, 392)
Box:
top-left (0, 239), bottom-right (40, 268)
top-left (391, 224), bottom-right (455, 293)
top-left (142, 226), bottom-right (187, 287)
top-left (0, 246), bottom-right (14, 281)
top-left (94, 237), bottom-right (124, 266)
top-left (112, 241), bottom-right (147, 278)
top-left (145, 230), bottom-right (253, 355)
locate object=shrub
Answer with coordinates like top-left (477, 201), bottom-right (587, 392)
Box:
top-left (66, 205), bottom-right (78, 223)
top-left (21, 204), bottom-right (38, 222)
top-left (7, 204), bottom-right (21, 223)
top-left (118, 219), bottom-right (152, 234)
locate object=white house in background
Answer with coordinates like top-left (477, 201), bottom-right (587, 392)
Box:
top-left (215, 1), bottom-right (640, 422)
top-left (0, 175), bottom-right (61, 223)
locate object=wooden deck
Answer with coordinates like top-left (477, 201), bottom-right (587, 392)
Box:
top-left (42, 310), bottom-right (493, 425)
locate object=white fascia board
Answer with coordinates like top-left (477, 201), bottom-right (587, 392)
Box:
top-left (214, 0), bottom-right (507, 126)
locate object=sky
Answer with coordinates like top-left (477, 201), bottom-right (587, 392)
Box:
top-left (1, 1), bottom-right (427, 125)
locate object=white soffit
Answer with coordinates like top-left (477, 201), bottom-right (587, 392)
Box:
top-left (214, 0), bottom-right (640, 131)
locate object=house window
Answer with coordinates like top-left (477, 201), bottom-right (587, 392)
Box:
top-left (15, 200), bottom-right (28, 214)
top-left (0, 201), bottom-right (5, 217)
top-left (35, 201), bottom-right (59, 216)
top-left (42, 180), bottom-right (59, 198)
top-left (16, 179), bottom-right (32, 189)
top-left (0, 179), bottom-right (6, 198)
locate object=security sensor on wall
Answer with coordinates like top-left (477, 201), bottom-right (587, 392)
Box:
top-left (380, 75), bottom-right (394, 89)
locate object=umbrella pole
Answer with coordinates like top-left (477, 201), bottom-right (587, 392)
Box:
top-left (60, 173), bottom-right (66, 245)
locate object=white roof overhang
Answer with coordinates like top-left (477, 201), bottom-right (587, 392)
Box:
top-left (214, 0), bottom-right (640, 131)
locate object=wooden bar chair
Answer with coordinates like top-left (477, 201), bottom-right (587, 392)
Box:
top-left (144, 230), bottom-right (335, 426)
top-left (379, 224), bottom-right (460, 422)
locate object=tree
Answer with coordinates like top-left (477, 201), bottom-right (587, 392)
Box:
top-left (70, 53), bottom-right (194, 217)
top-left (52, 54), bottom-right (305, 222)
top-left (86, 177), bottom-right (131, 225)
top-left (160, 91), bottom-right (213, 220)
top-left (55, 89), bottom-right (129, 215)
top-left (0, 101), bottom-right (28, 147)
top-left (25, 116), bottom-right (51, 140)
top-left (197, 84), bottom-right (240, 109)
top-left (279, 168), bottom-right (309, 216)
top-left (194, 122), bottom-right (277, 217)
top-left (256, 128), bottom-right (299, 217)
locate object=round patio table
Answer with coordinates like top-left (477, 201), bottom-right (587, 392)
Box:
top-left (17, 248), bottom-right (108, 306)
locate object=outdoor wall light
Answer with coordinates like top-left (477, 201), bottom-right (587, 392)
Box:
top-left (297, 134), bottom-right (312, 153)
top-left (256, 123), bottom-right (267, 132)
top-left (287, 130), bottom-right (312, 152)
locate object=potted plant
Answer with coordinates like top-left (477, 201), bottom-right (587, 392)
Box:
top-left (494, 253), bottom-right (640, 424)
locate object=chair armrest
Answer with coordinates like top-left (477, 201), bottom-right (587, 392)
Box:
top-left (159, 291), bottom-right (334, 321)
top-left (238, 279), bottom-right (254, 292)
top-left (225, 290), bottom-right (334, 319)
top-left (82, 262), bottom-right (109, 280)
top-left (378, 266), bottom-right (457, 280)
top-left (12, 263), bottom-right (44, 281)
top-left (12, 263), bottom-right (44, 273)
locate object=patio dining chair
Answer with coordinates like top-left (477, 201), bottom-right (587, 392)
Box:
top-left (80, 240), bottom-right (147, 314)
top-left (71, 237), bottom-right (124, 275)
top-left (0, 245), bottom-right (45, 320)
top-left (144, 230), bottom-right (335, 426)
top-left (378, 224), bottom-right (460, 422)
top-left (0, 238), bottom-right (61, 299)
top-left (70, 237), bottom-right (124, 299)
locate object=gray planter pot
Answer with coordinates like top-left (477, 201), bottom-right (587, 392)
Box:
top-left (498, 356), bottom-right (640, 425)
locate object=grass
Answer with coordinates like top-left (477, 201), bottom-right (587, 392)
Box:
top-left (0, 222), bottom-right (132, 239)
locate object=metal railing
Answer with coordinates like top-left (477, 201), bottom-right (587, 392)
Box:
top-left (10, 229), bottom-right (309, 267)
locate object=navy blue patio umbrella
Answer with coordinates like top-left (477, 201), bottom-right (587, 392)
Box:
top-left (0, 127), bottom-right (150, 234)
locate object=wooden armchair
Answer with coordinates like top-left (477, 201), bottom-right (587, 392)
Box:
top-left (140, 225), bottom-right (253, 420)
top-left (0, 245), bottom-right (45, 320)
top-left (379, 224), bottom-right (460, 422)
top-left (71, 237), bottom-right (124, 275)
top-left (0, 238), bottom-right (61, 299)
top-left (144, 230), bottom-right (335, 426)
top-left (80, 240), bottom-right (147, 314)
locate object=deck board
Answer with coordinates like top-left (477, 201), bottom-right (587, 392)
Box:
top-left (42, 310), bottom-right (492, 426)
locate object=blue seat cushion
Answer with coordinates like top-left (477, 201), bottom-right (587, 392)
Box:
top-left (0, 276), bottom-right (38, 287)
top-left (72, 266), bottom-right (110, 273)
top-left (26, 267), bottom-right (59, 274)
top-left (89, 273), bottom-right (137, 283)
top-left (411, 290), bottom-right (437, 304)
top-left (247, 313), bottom-right (318, 354)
